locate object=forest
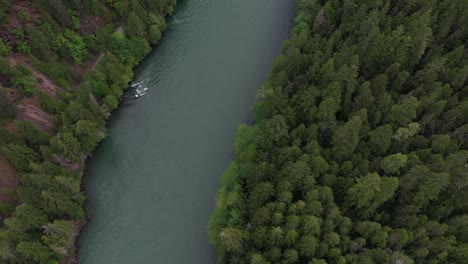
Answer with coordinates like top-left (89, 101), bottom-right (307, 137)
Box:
top-left (209, 0), bottom-right (468, 263)
top-left (0, 0), bottom-right (175, 263)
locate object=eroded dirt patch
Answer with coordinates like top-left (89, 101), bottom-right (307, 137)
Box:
top-left (8, 54), bottom-right (63, 98)
top-left (16, 97), bottom-right (55, 134)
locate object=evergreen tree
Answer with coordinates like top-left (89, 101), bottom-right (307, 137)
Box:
top-left (209, 2), bottom-right (468, 262)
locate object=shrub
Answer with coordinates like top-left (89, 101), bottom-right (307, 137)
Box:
top-left (0, 36), bottom-right (11, 56)
top-left (103, 95), bottom-right (118, 111)
top-left (0, 202), bottom-right (15, 214)
top-left (36, 90), bottom-right (58, 114)
top-left (0, 88), bottom-right (16, 118)
top-left (0, 58), bottom-right (16, 81)
top-left (17, 10), bottom-right (29, 21)
top-left (1, 143), bottom-right (39, 172)
top-left (0, 125), bottom-right (20, 146)
top-left (12, 65), bottom-right (35, 96)
top-left (17, 121), bottom-right (50, 148)
top-left (31, 57), bottom-right (75, 87)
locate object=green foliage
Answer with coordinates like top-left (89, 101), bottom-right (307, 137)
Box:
top-left (17, 10), bottom-right (30, 21)
top-left (148, 24), bottom-right (162, 45)
top-left (148, 15), bottom-right (166, 45)
top-left (0, 37), bottom-right (11, 56)
top-left (16, 40), bottom-right (31, 54)
top-left (16, 241), bottom-right (53, 263)
top-left (35, 90), bottom-right (58, 114)
top-left (126, 12), bottom-right (147, 39)
top-left (0, 0), bottom-right (11, 23)
top-left (109, 36), bottom-right (151, 66)
top-left (17, 121), bottom-right (50, 148)
top-left (73, 119), bottom-right (106, 153)
top-left (34, 0), bottom-right (71, 28)
top-left (394, 123), bottom-right (420, 141)
top-left (14, 204), bottom-right (47, 230)
top-left (103, 95), bottom-right (119, 111)
top-left (346, 173), bottom-right (399, 215)
top-left (12, 65), bottom-right (35, 97)
top-left (54, 30), bottom-right (87, 64)
top-left (0, 202), bottom-right (15, 214)
top-left (380, 153), bottom-right (408, 175)
top-left (89, 24), bottom-right (114, 52)
top-left (42, 220), bottom-right (75, 257)
top-left (0, 57), bottom-right (17, 82)
top-left (0, 0), bottom-right (178, 262)
top-left (49, 132), bottom-right (82, 163)
top-left (31, 57), bottom-right (78, 88)
top-left (219, 227), bottom-right (244, 254)
top-left (0, 125), bottom-right (19, 146)
top-left (1, 144), bottom-right (38, 172)
top-left (0, 88), bottom-right (16, 118)
top-left (26, 24), bottom-right (53, 60)
top-left (209, 0), bottom-right (468, 263)
top-left (331, 115), bottom-right (362, 161)
top-left (388, 96), bottom-right (420, 127)
top-left (11, 26), bottom-right (24, 39)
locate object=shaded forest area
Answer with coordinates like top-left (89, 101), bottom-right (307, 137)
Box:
top-left (209, 0), bottom-right (468, 263)
top-left (0, 0), bottom-right (175, 263)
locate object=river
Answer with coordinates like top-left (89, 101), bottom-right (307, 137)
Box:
top-left (78, 0), bottom-right (295, 263)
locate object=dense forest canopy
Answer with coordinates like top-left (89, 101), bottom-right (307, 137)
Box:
top-left (0, 0), bottom-right (175, 263)
top-left (209, 0), bottom-right (468, 263)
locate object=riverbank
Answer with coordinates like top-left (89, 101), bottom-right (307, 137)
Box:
top-left (0, 1), bottom-right (177, 263)
top-left (43, 14), bottom-right (175, 264)
top-left (208, 1), bottom-right (468, 263)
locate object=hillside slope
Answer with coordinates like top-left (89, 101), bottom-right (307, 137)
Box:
top-left (0, 0), bottom-right (175, 263)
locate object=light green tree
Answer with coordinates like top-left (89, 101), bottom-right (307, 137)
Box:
top-left (381, 153), bottom-right (408, 175)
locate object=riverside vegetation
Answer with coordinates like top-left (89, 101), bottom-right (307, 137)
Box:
top-left (0, 0), bottom-right (175, 263)
top-left (209, 0), bottom-right (468, 263)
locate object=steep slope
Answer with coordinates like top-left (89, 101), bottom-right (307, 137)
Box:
top-left (0, 0), bottom-right (175, 263)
